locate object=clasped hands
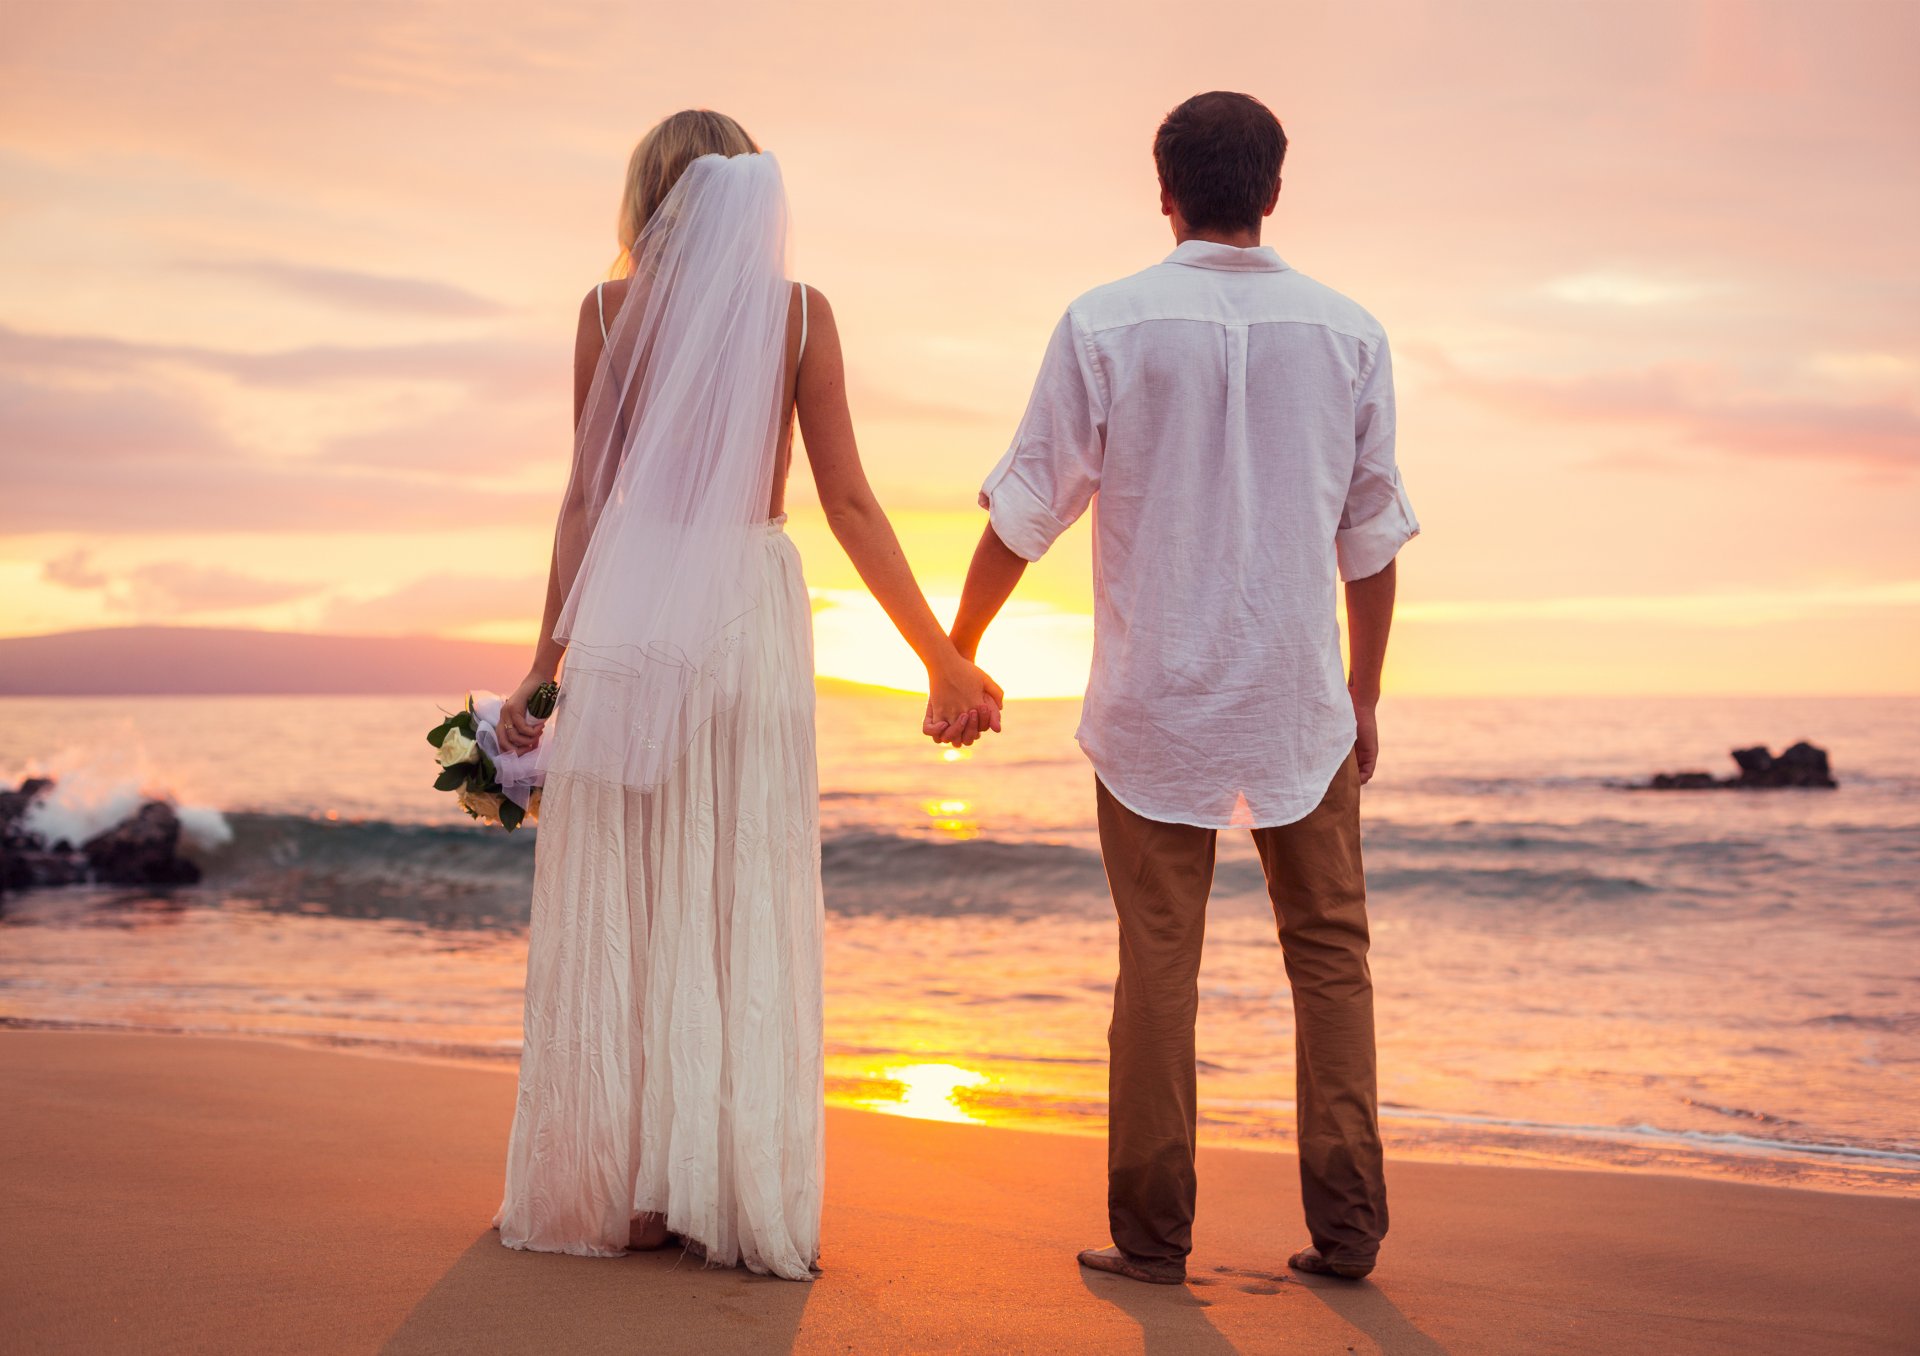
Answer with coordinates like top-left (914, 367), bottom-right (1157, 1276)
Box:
top-left (922, 651), bottom-right (1004, 748)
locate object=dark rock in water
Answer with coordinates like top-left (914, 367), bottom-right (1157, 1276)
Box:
top-left (1774, 741), bottom-right (1835, 786)
top-left (15, 848), bottom-right (89, 888)
top-left (1650, 771), bottom-right (1718, 790)
top-left (0, 777), bottom-right (53, 897)
top-left (0, 843), bottom-right (31, 894)
top-left (83, 801), bottom-right (201, 886)
top-left (1, 777), bottom-right (204, 895)
top-left (0, 776), bottom-right (52, 834)
top-left (1647, 742), bottom-right (1837, 790)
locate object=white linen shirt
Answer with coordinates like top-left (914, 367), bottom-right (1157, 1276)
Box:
top-left (979, 240), bottom-right (1418, 828)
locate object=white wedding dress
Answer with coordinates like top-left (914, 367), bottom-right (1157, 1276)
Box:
top-left (493, 152), bottom-right (823, 1281)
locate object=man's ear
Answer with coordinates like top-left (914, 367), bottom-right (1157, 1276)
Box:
top-left (1263, 176), bottom-right (1283, 218)
top-left (1160, 181), bottom-right (1175, 218)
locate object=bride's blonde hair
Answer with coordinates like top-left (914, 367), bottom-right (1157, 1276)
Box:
top-left (613, 109), bottom-right (759, 277)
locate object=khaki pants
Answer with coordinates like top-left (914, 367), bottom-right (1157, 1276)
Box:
top-left (1096, 749), bottom-right (1387, 1268)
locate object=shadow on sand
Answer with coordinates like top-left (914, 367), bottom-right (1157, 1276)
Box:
top-left (1079, 1260), bottom-right (1453, 1356)
top-left (1078, 1267), bottom-right (1240, 1355)
top-left (379, 1231), bottom-right (812, 1355)
top-left (1294, 1273), bottom-right (1452, 1356)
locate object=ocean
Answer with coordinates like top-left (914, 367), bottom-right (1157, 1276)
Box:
top-left (1, 690), bottom-right (1915, 1195)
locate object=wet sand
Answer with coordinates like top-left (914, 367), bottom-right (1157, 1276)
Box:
top-left (3, 1030), bottom-right (1916, 1354)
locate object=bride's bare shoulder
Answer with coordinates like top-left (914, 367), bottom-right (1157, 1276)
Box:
top-left (792, 281), bottom-right (834, 332)
top-left (577, 278), bottom-right (634, 334)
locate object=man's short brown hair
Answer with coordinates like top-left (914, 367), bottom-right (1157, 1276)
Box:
top-left (1153, 92), bottom-right (1287, 234)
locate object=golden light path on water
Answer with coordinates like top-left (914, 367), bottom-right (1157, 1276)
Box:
top-left (923, 797), bottom-right (977, 840)
top-left (862, 1063), bottom-right (990, 1125)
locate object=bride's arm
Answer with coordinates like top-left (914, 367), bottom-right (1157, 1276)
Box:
top-left (796, 288), bottom-right (1003, 743)
top-left (498, 288), bottom-right (605, 753)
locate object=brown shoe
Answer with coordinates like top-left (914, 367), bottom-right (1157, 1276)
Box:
top-left (1287, 1245), bottom-right (1374, 1280)
top-left (1077, 1245), bottom-right (1186, 1285)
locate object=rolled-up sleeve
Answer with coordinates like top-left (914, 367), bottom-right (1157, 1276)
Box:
top-left (978, 311), bottom-right (1107, 562)
top-left (1336, 332), bottom-right (1419, 582)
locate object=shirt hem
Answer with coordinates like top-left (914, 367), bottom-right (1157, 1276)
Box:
top-left (1079, 735), bottom-right (1358, 831)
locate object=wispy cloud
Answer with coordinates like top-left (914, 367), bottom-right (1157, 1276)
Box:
top-left (1401, 580), bottom-right (1920, 628)
top-left (181, 259), bottom-right (507, 318)
top-left (40, 549), bottom-right (109, 591)
top-left (0, 323), bottom-right (554, 395)
top-left (0, 323), bottom-right (563, 533)
top-left (0, 373), bottom-right (540, 533)
top-left (115, 561), bottom-right (322, 614)
top-left (1427, 351), bottom-right (1920, 473)
top-left (39, 549), bottom-right (320, 616)
top-left (1539, 271), bottom-right (1722, 307)
top-left (320, 573), bottom-right (546, 634)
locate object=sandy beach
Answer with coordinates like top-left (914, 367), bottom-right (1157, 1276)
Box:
top-left (2, 1031), bottom-right (1915, 1354)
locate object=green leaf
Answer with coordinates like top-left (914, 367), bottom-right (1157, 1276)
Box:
top-left (435, 765), bottom-right (468, 792)
top-left (499, 800), bottom-right (525, 832)
top-left (426, 716), bottom-right (456, 748)
top-left (453, 711), bottom-right (476, 735)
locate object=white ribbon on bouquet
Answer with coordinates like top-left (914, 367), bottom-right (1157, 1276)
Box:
top-left (469, 692), bottom-right (552, 812)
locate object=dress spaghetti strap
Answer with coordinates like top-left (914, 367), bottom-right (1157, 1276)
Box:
top-left (595, 281), bottom-right (608, 341)
top-left (797, 283), bottom-right (809, 363)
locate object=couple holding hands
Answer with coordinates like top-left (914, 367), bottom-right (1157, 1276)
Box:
top-left (491, 88), bottom-right (1416, 1288)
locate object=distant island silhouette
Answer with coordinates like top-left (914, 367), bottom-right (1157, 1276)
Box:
top-left (0, 627), bottom-right (920, 699)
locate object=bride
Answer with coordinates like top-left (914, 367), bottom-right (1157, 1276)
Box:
top-left (489, 109), bottom-right (1001, 1280)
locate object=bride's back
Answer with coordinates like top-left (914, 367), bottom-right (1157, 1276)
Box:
top-left (575, 110), bottom-right (805, 521)
top-left (582, 270), bottom-right (809, 522)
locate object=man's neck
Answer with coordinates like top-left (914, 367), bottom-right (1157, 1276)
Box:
top-left (1174, 227), bottom-right (1263, 249)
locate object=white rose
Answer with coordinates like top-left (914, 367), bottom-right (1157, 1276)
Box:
top-left (438, 728), bottom-right (479, 768)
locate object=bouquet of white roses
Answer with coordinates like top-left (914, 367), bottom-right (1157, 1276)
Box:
top-left (426, 682), bottom-right (558, 831)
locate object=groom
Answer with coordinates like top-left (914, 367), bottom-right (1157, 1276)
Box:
top-left (938, 91), bottom-right (1417, 1284)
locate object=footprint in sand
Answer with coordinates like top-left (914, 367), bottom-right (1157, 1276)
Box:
top-left (1211, 1264), bottom-right (1292, 1292)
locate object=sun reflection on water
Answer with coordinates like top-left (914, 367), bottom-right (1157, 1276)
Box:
top-left (922, 796), bottom-right (978, 840)
top-left (873, 1062), bottom-right (988, 1124)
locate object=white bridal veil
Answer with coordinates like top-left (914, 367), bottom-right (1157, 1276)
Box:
top-left (543, 151), bottom-right (794, 792)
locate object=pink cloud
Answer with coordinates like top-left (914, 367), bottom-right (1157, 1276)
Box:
top-left (319, 573), bottom-right (545, 634)
top-left (179, 259), bottom-right (508, 318)
top-left (1423, 351), bottom-right (1919, 473)
top-left (0, 323), bottom-right (555, 396)
top-left (38, 549), bottom-right (320, 617)
top-left (0, 373), bottom-right (542, 533)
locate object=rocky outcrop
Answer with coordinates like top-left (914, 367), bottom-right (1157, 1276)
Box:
top-left (84, 801), bottom-right (201, 886)
top-left (0, 778), bottom-right (202, 896)
top-left (0, 776), bottom-right (52, 894)
top-left (1649, 741), bottom-right (1838, 790)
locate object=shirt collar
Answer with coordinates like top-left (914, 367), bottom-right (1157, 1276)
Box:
top-left (1163, 239), bottom-right (1290, 273)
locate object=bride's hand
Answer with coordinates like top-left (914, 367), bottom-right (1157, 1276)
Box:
top-left (499, 671), bottom-right (551, 754)
top-left (923, 656), bottom-right (1003, 747)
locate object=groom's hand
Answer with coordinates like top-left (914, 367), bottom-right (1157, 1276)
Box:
top-left (922, 701), bottom-right (1001, 747)
top-left (923, 659), bottom-right (1004, 747)
top-left (1351, 691), bottom-right (1379, 784)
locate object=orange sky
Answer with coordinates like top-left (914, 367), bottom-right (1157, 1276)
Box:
top-left (1, 0), bottom-right (1915, 696)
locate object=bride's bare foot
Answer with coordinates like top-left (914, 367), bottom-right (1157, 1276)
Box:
top-left (627, 1213), bottom-right (671, 1250)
